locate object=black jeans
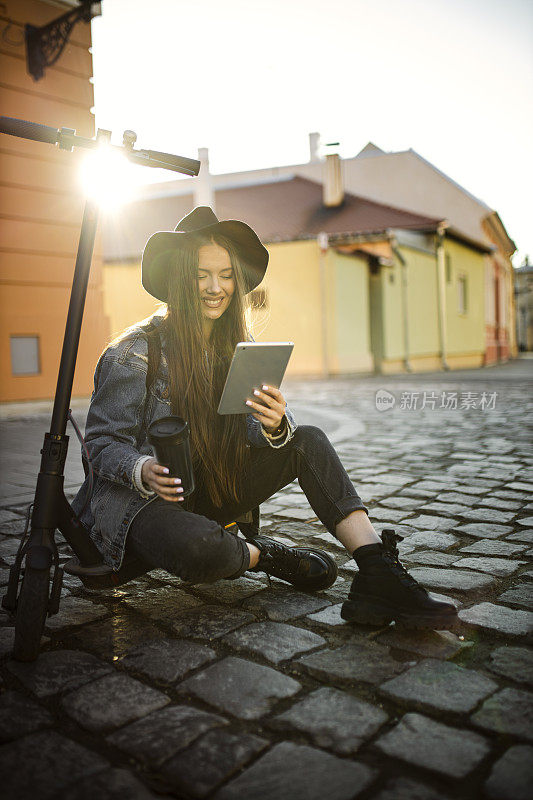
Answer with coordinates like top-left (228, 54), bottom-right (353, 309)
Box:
top-left (127, 425), bottom-right (369, 583)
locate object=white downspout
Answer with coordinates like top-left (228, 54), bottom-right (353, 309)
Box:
top-left (318, 232), bottom-right (330, 377)
top-left (391, 238), bottom-right (412, 372)
top-left (435, 223), bottom-right (450, 370)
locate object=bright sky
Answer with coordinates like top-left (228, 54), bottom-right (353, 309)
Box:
top-left (91, 0), bottom-right (533, 265)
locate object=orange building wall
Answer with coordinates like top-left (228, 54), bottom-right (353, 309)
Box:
top-left (0, 0), bottom-right (110, 402)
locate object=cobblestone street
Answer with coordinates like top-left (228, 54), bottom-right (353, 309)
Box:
top-left (0, 358), bottom-right (532, 800)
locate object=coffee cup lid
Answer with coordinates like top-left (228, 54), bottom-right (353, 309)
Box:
top-left (148, 416), bottom-right (188, 440)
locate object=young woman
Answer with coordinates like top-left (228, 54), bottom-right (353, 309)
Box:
top-left (72, 207), bottom-right (458, 630)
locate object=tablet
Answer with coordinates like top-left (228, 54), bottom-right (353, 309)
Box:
top-left (217, 341), bottom-right (294, 415)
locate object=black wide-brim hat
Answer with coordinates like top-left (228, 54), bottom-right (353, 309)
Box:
top-left (141, 206), bottom-right (269, 302)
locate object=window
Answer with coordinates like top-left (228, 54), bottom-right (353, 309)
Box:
top-left (445, 253), bottom-right (452, 283)
top-left (10, 336), bottom-right (40, 375)
top-left (457, 274), bottom-right (468, 314)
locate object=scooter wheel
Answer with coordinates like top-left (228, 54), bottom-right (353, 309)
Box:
top-left (13, 566), bottom-right (49, 662)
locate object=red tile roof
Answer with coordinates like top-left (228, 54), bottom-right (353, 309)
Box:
top-left (103, 175), bottom-right (444, 261)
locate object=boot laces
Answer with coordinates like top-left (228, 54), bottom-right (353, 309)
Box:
top-left (381, 530), bottom-right (425, 593)
top-left (383, 550), bottom-right (421, 589)
top-left (259, 540), bottom-right (309, 575)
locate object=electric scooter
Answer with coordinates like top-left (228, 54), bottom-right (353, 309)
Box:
top-left (0, 116), bottom-right (201, 661)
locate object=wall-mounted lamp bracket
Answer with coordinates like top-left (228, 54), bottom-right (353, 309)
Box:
top-left (25, 1), bottom-right (102, 81)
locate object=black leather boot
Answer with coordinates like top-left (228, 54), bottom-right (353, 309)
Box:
top-left (249, 536), bottom-right (338, 592)
top-left (341, 529), bottom-right (458, 629)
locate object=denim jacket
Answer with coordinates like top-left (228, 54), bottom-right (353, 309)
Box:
top-left (71, 315), bottom-right (297, 571)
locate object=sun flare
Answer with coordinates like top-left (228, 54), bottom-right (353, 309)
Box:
top-left (79, 146), bottom-right (137, 210)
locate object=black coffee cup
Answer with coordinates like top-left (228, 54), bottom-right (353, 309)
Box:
top-left (147, 415), bottom-right (195, 497)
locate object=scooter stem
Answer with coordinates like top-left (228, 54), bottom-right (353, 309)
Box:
top-left (50, 198), bottom-right (98, 436)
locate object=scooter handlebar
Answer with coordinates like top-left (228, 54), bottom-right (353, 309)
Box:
top-left (0, 116), bottom-right (200, 176)
top-left (138, 148), bottom-right (201, 176)
top-left (0, 116), bottom-right (59, 145)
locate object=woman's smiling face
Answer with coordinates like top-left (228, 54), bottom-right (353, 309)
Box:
top-left (197, 241), bottom-right (235, 325)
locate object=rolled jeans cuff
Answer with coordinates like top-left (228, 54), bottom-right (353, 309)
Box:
top-left (332, 496), bottom-right (370, 533)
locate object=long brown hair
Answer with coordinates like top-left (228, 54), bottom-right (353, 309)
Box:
top-left (160, 230), bottom-right (253, 509)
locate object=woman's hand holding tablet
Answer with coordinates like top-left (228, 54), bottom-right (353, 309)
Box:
top-left (245, 385), bottom-right (287, 433)
top-left (217, 342), bottom-right (294, 416)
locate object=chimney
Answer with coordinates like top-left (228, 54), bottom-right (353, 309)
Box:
top-left (323, 151), bottom-right (344, 207)
top-left (193, 147), bottom-right (215, 211)
top-left (309, 131), bottom-right (320, 162)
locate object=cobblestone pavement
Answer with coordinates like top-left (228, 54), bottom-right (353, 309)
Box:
top-left (0, 359), bottom-right (532, 799)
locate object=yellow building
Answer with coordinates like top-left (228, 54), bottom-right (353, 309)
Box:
top-left (101, 173), bottom-right (491, 377)
top-left (368, 232), bottom-right (487, 373)
top-left (0, 0), bottom-right (109, 403)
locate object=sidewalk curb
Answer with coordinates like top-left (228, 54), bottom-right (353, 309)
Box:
top-left (292, 403), bottom-right (365, 446)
